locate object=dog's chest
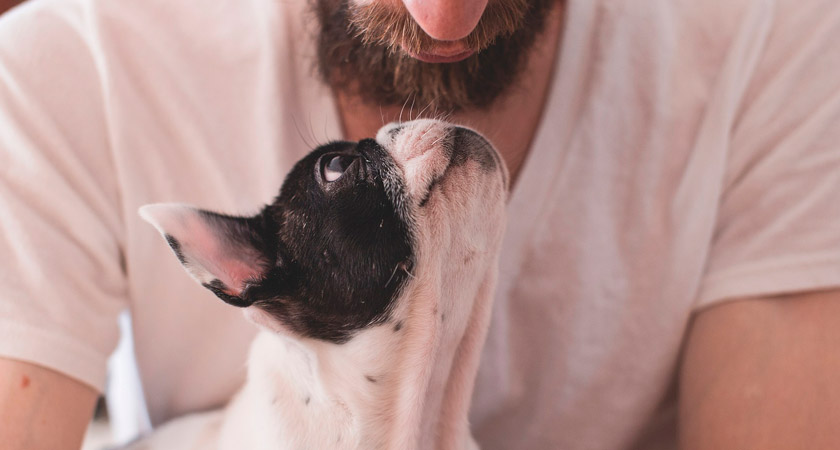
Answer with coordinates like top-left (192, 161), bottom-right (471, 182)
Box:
top-left (214, 329), bottom-right (400, 450)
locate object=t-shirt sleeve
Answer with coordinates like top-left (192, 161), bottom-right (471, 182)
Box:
top-left (0, 1), bottom-right (127, 391)
top-left (695, 0), bottom-right (840, 309)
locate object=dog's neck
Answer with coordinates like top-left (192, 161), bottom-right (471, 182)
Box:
top-left (224, 248), bottom-right (495, 450)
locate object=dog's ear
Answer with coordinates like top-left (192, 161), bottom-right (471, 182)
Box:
top-left (139, 203), bottom-right (275, 307)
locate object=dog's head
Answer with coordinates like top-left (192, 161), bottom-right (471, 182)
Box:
top-left (141, 119), bottom-right (507, 345)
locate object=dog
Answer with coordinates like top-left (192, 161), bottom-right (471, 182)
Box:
top-left (130, 119), bottom-right (508, 450)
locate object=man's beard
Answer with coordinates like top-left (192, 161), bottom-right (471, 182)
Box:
top-left (315, 0), bottom-right (557, 112)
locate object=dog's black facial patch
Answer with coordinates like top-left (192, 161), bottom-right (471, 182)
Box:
top-left (229, 139), bottom-right (414, 343)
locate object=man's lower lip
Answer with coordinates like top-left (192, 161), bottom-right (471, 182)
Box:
top-left (409, 50), bottom-right (475, 63)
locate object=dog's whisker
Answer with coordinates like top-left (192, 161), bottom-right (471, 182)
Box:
top-left (307, 113), bottom-right (321, 149)
top-left (291, 114), bottom-right (315, 148)
top-left (429, 105), bottom-right (450, 124)
top-left (408, 94), bottom-right (417, 121)
top-left (417, 99), bottom-right (435, 119)
top-left (399, 95), bottom-right (413, 124)
top-left (400, 261), bottom-right (416, 279)
top-left (322, 115), bottom-right (330, 144)
top-left (385, 262), bottom-right (401, 287)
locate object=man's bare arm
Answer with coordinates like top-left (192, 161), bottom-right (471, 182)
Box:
top-left (0, 358), bottom-right (98, 450)
top-left (679, 289), bottom-right (840, 449)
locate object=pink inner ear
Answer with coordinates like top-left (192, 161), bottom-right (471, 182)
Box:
top-left (218, 259), bottom-right (263, 296)
top-left (141, 204), bottom-right (267, 296)
top-left (180, 213), bottom-right (266, 296)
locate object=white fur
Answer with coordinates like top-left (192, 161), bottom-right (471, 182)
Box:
top-left (126, 119), bottom-right (507, 450)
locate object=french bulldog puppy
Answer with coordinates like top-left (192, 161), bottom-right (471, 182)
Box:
top-left (132, 119), bottom-right (508, 450)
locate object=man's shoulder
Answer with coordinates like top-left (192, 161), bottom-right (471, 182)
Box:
top-left (0, 0), bottom-right (312, 68)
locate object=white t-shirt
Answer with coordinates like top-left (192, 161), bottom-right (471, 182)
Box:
top-left (1, 0), bottom-right (839, 448)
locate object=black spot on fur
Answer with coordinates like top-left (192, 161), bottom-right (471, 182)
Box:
top-left (387, 126), bottom-right (402, 140)
top-left (393, 321), bottom-right (403, 332)
top-left (305, 396), bottom-right (311, 405)
top-left (366, 375), bottom-right (377, 383)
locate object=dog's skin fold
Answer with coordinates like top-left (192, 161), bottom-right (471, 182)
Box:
top-left (130, 119), bottom-right (508, 450)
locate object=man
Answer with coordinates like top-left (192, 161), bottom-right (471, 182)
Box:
top-left (0, 0), bottom-right (838, 449)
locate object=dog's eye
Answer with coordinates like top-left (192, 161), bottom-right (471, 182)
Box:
top-left (322, 154), bottom-right (356, 183)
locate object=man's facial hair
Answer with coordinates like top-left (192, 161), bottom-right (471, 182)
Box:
top-left (315, 0), bottom-right (556, 112)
